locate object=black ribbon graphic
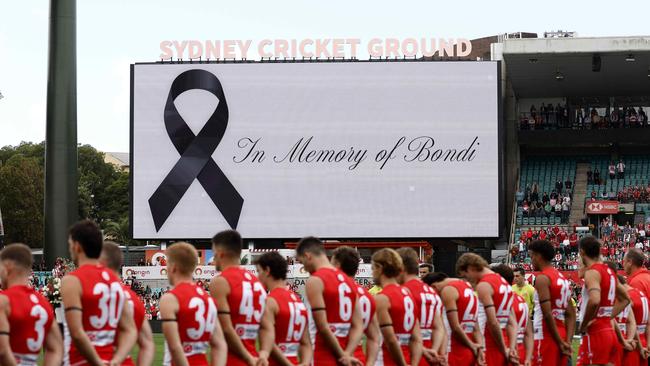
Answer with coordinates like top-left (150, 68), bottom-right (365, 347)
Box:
top-left (148, 69), bottom-right (243, 232)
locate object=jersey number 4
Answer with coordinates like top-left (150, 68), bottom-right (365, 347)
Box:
top-left (240, 281), bottom-right (267, 322)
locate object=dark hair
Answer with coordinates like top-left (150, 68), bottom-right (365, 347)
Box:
top-left (579, 236), bottom-right (601, 259)
top-left (0, 243), bottom-right (33, 270)
top-left (456, 253), bottom-right (488, 274)
top-left (604, 260), bottom-right (618, 272)
top-left (618, 274), bottom-right (627, 285)
top-left (514, 267), bottom-right (526, 276)
top-left (625, 248), bottom-right (646, 267)
top-left (331, 246), bottom-right (360, 277)
top-left (396, 248), bottom-right (420, 275)
top-left (528, 240), bottom-right (555, 262)
top-left (422, 272), bottom-right (448, 286)
top-left (295, 236), bottom-right (325, 257)
top-left (211, 230), bottom-right (242, 257)
top-left (491, 264), bottom-right (514, 285)
top-left (254, 252), bottom-right (287, 280)
top-left (69, 220), bottom-right (103, 259)
top-left (101, 241), bottom-right (123, 272)
top-left (419, 263), bottom-right (434, 272)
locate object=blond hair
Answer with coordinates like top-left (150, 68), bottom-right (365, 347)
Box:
top-left (371, 248), bottom-right (404, 278)
top-left (166, 242), bottom-right (198, 275)
top-left (456, 253), bottom-right (488, 274)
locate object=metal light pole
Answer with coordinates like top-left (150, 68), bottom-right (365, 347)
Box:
top-left (44, 0), bottom-right (78, 267)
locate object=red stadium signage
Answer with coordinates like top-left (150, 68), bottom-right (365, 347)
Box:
top-left (586, 200), bottom-right (619, 214)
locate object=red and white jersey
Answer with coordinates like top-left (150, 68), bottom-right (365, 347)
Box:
top-left (586, 263), bottom-right (617, 333)
top-left (478, 273), bottom-right (514, 348)
top-left (268, 287), bottom-right (307, 366)
top-left (122, 285), bottom-right (145, 366)
top-left (64, 264), bottom-right (126, 366)
top-left (162, 282), bottom-right (217, 366)
top-left (219, 267), bottom-right (266, 366)
top-left (354, 284), bottom-right (376, 364)
top-left (615, 303), bottom-right (631, 336)
top-left (512, 293), bottom-right (528, 344)
top-left (629, 288), bottom-right (649, 344)
top-left (311, 267), bottom-right (357, 364)
top-left (532, 267), bottom-right (571, 340)
top-left (403, 278), bottom-right (442, 354)
top-left (4, 285), bottom-right (55, 366)
top-left (378, 284), bottom-right (416, 366)
top-left (447, 280), bottom-right (479, 338)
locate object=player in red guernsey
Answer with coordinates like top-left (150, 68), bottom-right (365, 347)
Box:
top-left (622, 277), bottom-right (650, 365)
top-left (296, 237), bottom-right (364, 366)
top-left (527, 240), bottom-right (576, 366)
top-left (426, 272), bottom-right (484, 366)
top-left (99, 242), bottom-right (154, 366)
top-left (0, 243), bottom-right (62, 366)
top-left (372, 249), bottom-right (422, 366)
top-left (210, 230), bottom-right (270, 366)
top-left (397, 248), bottom-right (445, 366)
top-left (457, 253), bottom-right (518, 366)
top-left (160, 242), bottom-right (227, 366)
top-left (577, 236), bottom-right (631, 366)
top-left (491, 264), bottom-right (533, 366)
top-left (256, 252), bottom-right (312, 366)
top-left (61, 220), bottom-right (137, 366)
top-left (332, 246), bottom-right (380, 366)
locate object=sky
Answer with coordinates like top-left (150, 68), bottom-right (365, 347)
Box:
top-left (1, 0), bottom-right (649, 152)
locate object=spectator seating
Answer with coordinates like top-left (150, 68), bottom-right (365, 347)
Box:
top-left (587, 155), bottom-right (650, 196)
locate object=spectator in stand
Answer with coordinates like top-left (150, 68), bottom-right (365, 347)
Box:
top-left (561, 200), bottom-right (570, 223)
top-left (593, 168), bottom-right (601, 185)
top-left (608, 162), bottom-right (616, 180)
top-left (138, 258), bottom-right (145, 266)
top-left (617, 160), bottom-right (626, 179)
top-left (623, 248), bottom-right (650, 299)
top-left (564, 177), bottom-right (572, 191)
top-left (555, 178), bottom-right (563, 193)
top-left (522, 200), bottom-right (530, 217)
top-left (542, 192), bottom-right (549, 204)
top-left (608, 189), bottom-right (616, 199)
top-left (587, 167), bottom-right (593, 184)
top-left (549, 195), bottom-right (557, 207)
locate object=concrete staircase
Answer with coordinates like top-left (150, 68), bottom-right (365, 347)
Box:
top-left (569, 163), bottom-right (590, 226)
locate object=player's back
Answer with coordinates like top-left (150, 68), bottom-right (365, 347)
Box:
top-left (588, 263), bottom-right (616, 332)
top-left (445, 280), bottom-right (479, 366)
top-left (532, 267), bottom-right (570, 341)
top-left (378, 283), bottom-right (415, 366)
top-left (311, 267), bottom-right (357, 364)
top-left (64, 264), bottom-right (126, 365)
top-left (354, 283), bottom-right (376, 364)
top-left (629, 288), bottom-right (649, 344)
top-left (5, 285), bottom-right (55, 366)
top-left (478, 273), bottom-right (513, 346)
top-left (122, 285), bottom-right (146, 366)
top-left (403, 277), bottom-right (441, 364)
top-left (268, 287), bottom-right (307, 366)
top-left (512, 293), bottom-right (528, 363)
top-left (163, 282), bottom-right (217, 366)
top-left (220, 267), bottom-right (266, 365)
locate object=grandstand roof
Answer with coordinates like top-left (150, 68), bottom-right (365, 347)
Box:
top-left (502, 36), bottom-right (650, 98)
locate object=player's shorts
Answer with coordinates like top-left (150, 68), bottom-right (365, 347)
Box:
top-left (622, 348), bottom-right (641, 366)
top-left (353, 345), bottom-right (366, 366)
top-left (448, 342), bottom-right (477, 366)
top-left (613, 340), bottom-right (624, 366)
top-left (485, 346), bottom-right (507, 366)
top-left (518, 343), bottom-right (526, 364)
top-left (533, 338), bottom-right (568, 366)
top-left (577, 328), bottom-right (618, 366)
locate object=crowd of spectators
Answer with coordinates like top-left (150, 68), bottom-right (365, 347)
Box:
top-left (516, 179), bottom-right (573, 223)
top-left (520, 104), bottom-right (649, 130)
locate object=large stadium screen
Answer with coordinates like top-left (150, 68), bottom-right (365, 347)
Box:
top-left (131, 62), bottom-right (501, 239)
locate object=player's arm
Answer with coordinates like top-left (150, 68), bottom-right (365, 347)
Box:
top-left (43, 317), bottom-right (63, 366)
top-left (430, 310), bottom-right (445, 357)
top-left (476, 282), bottom-right (507, 357)
top-left (259, 297), bottom-right (282, 365)
top-left (345, 297), bottom-right (364, 357)
top-left (579, 269), bottom-right (601, 333)
top-left (524, 318), bottom-right (534, 366)
top-left (209, 306), bottom-right (227, 366)
top-left (363, 313), bottom-right (380, 366)
top-left (408, 318), bottom-right (423, 366)
top-left (564, 297), bottom-right (576, 346)
top-left (136, 319), bottom-right (155, 366)
top-left (160, 293), bottom-right (189, 366)
top-left (472, 321), bottom-right (486, 366)
top-left (441, 287), bottom-right (480, 355)
top-left (61, 275), bottom-right (104, 366)
top-left (210, 277), bottom-right (256, 365)
top-left (375, 294), bottom-right (408, 366)
top-left (111, 299), bottom-right (138, 365)
top-left (613, 280), bottom-right (632, 318)
top-left (0, 295), bottom-right (16, 366)
top-left (533, 274), bottom-right (566, 347)
top-left (304, 277), bottom-right (347, 360)
top-left (506, 311), bottom-right (519, 363)
top-left (613, 318), bottom-right (625, 345)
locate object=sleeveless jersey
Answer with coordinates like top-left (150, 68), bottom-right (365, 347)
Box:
top-left (629, 288), bottom-right (649, 345)
top-left (512, 294), bottom-right (529, 344)
top-left (122, 285), bottom-right (146, 366)
top-left (353, 284), bottom-right (376, 364)
top-left (448, 280), bottom-right (479, 340)
top-left (64, 264), bottom-right (126, 366)
top-left (615, 304), bottom-right (630, 336)
top-left (311, 267), bottom-right (357, 364)
top-left (268, 287), bottom-right (307, 366)
top-left (220, 267), bottom-right (266, 366)
top-left (403, 277), bottom-right (442, 364)
top-left (532, 267), bottom-right (571, 340)
top-left (378, 284), bottom-right (416, 366)
top-left (162, 282), bottom-right (217, 366)
top-left (478, 273), bottom-right (514, 348)
top-left (587, 263), bottom-right (616, 332)
top-left (5, 285), bottom-right (55, 366)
